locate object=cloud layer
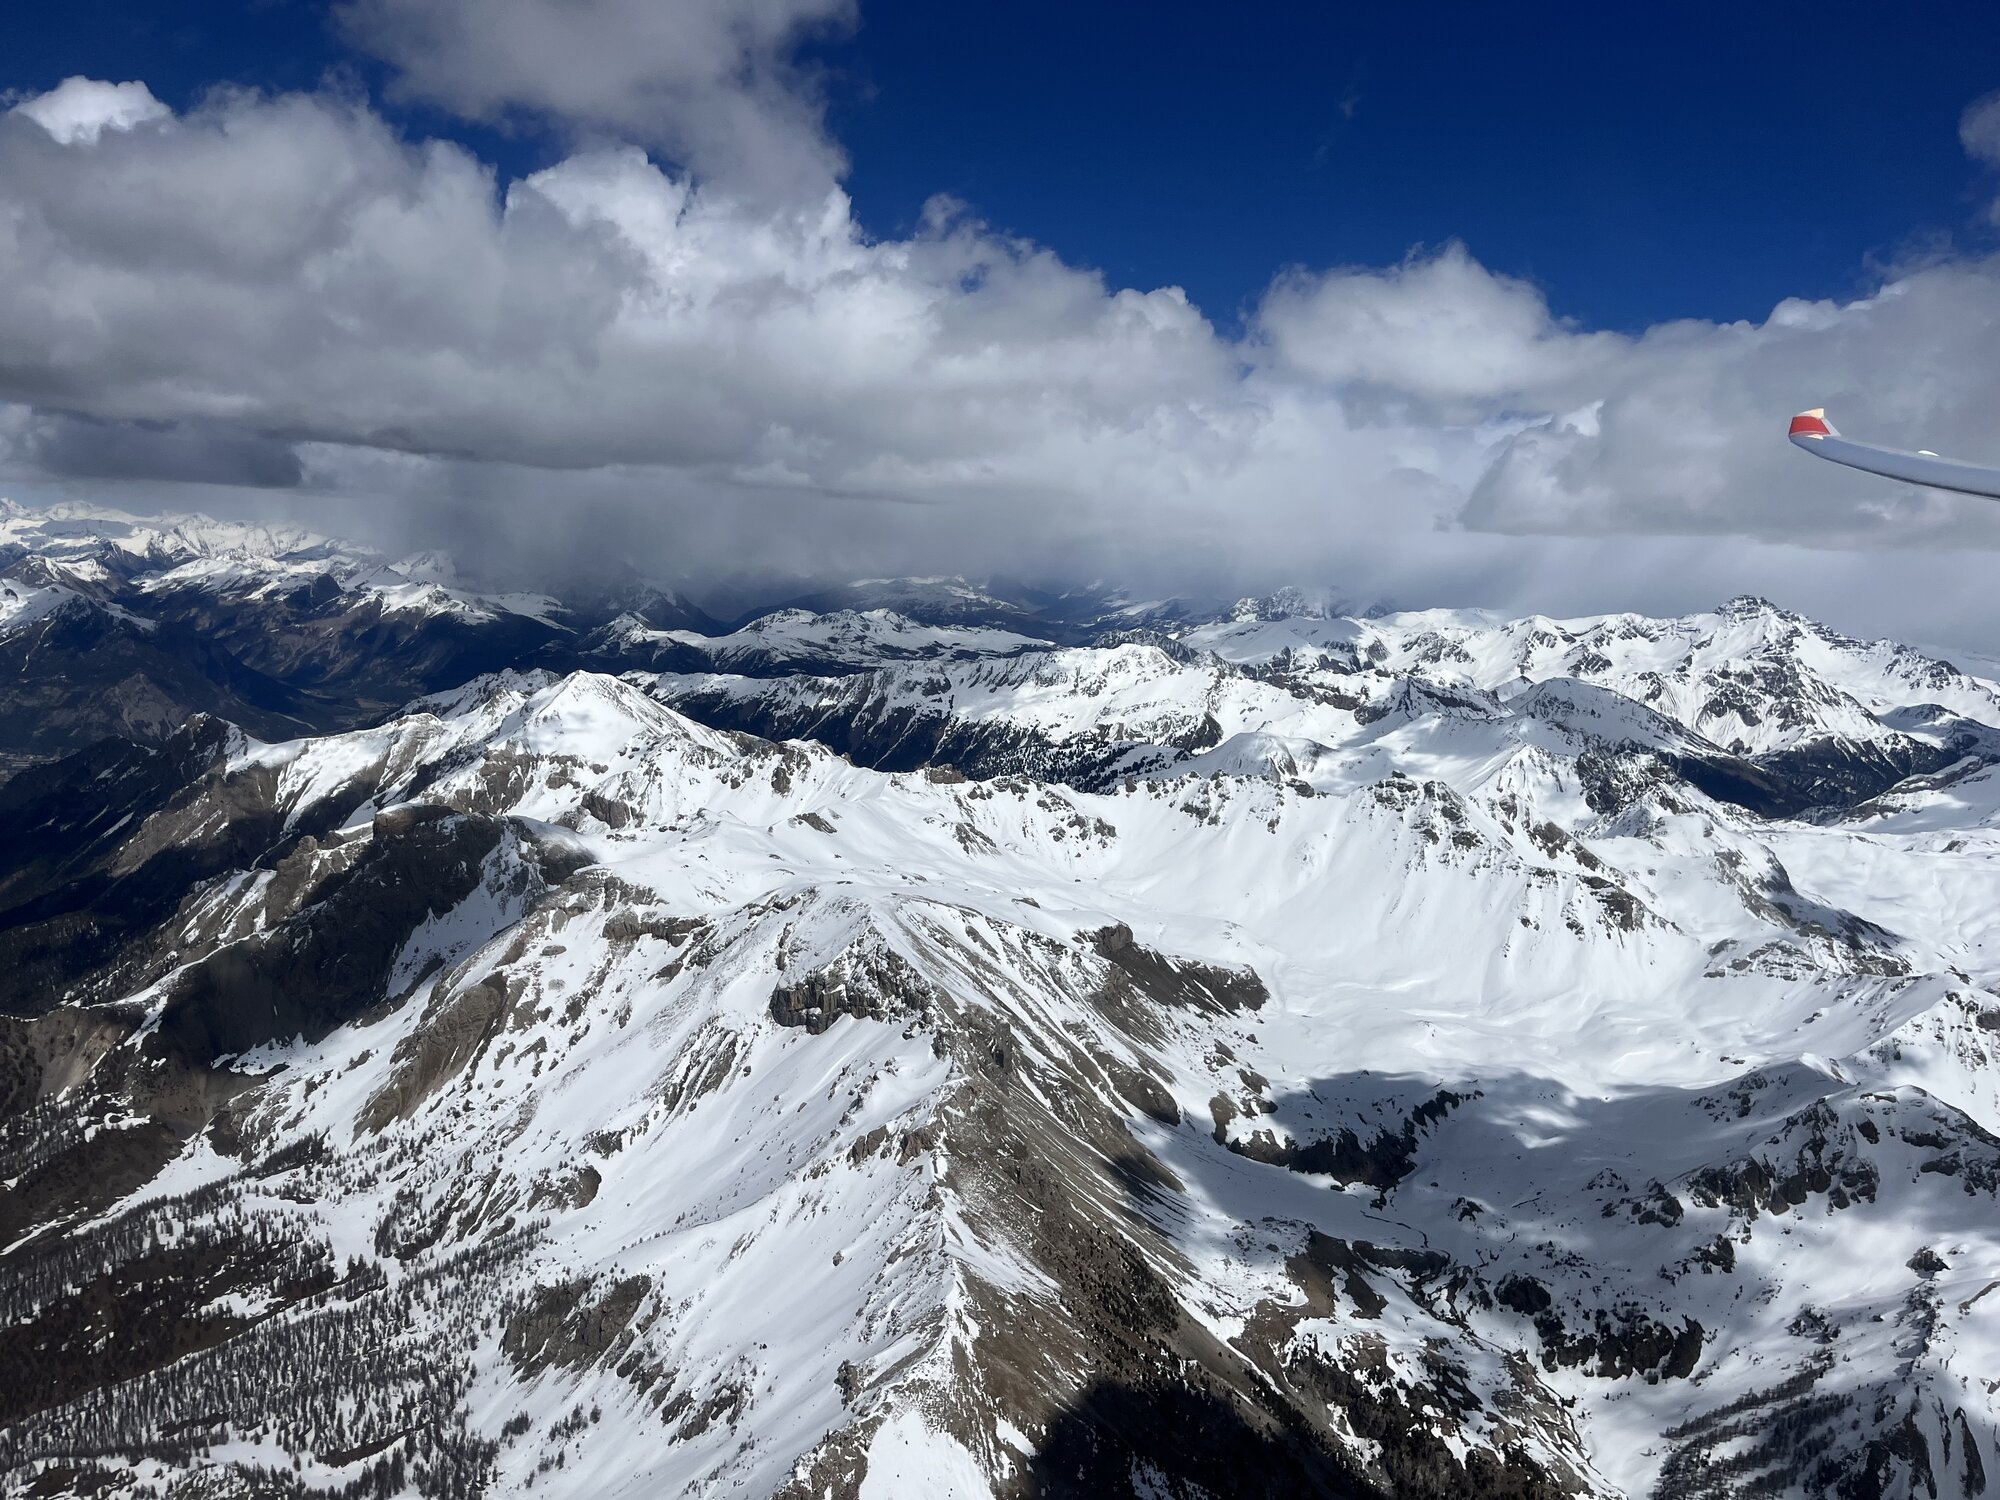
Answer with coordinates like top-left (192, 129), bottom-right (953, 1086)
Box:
top-left (337, 0), bottom-right (855, 200)
top-left (4, 35), bottom-right (2000, 640)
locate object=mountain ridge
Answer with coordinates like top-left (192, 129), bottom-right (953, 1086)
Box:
top-left (1, 500), bottom-right (1998, 1497)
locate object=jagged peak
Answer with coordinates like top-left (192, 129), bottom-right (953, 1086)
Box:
top-left (1228, 585), bottom-right (1352, 622)
top-left (1716, 593), bottom-right (1791, 620)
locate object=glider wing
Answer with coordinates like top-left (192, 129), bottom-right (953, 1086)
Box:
top-left (1789, 409), bottom-right (2000, 500)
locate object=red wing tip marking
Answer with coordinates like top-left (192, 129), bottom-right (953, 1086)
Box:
top-left (1789, 410), bottom-right (1831, 439)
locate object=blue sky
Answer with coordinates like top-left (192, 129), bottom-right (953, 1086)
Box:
top-left (829, 0), bottom-right (2000, 332)
top-left (12, 0), bottom-right (2000, 331)
top-left (6, 0), bottom-right (2000, 641)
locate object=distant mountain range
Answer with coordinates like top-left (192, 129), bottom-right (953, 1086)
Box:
top-left (3, 499), bottom-right (1998, 1499)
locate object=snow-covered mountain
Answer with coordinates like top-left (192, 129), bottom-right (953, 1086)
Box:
top-left (3, 500), bottom-right (2000, 1497)
top-left (0, 501), bottom-right (721, 772)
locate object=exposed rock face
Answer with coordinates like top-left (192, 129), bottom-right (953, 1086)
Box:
top-left (770, 940), bottom-right (937, 1034)
top-left (1092, 923), bottom-right (1270, 1016)
top-left (502, 1275), bottom-right (652, 1378)
top-left (2, 511), bottom-right (2000, 1496)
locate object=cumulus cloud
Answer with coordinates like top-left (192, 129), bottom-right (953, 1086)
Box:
top-left (1257, 243), bottom-right (1625, 409)
top-left (9, 76), bottom-right (168, 144)
top-left (5, 65), bottom-right (2000, 642)
top-left (336, 0), bottom-right (855, 199)
top-left (0, 84), bottom-right (1355, 561)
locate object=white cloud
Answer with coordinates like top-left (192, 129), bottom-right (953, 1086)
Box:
top-left (6, 72), bottom-right (2000, 641)
top-left (0, 85), bottom-right (1283, 517)
top-left (1464, 264), bottom-right (2000, 545)
top-left (1257, 243), bottom-right (1625, 408)
top-left (1962, 91), bottom-right (2000, 166)
top-left (336, 0), bottom-right (855, 199)
top-left (11, 76), bottom-right (168, 144)
top-left (1965, 91), bottom-right (2000, 226)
